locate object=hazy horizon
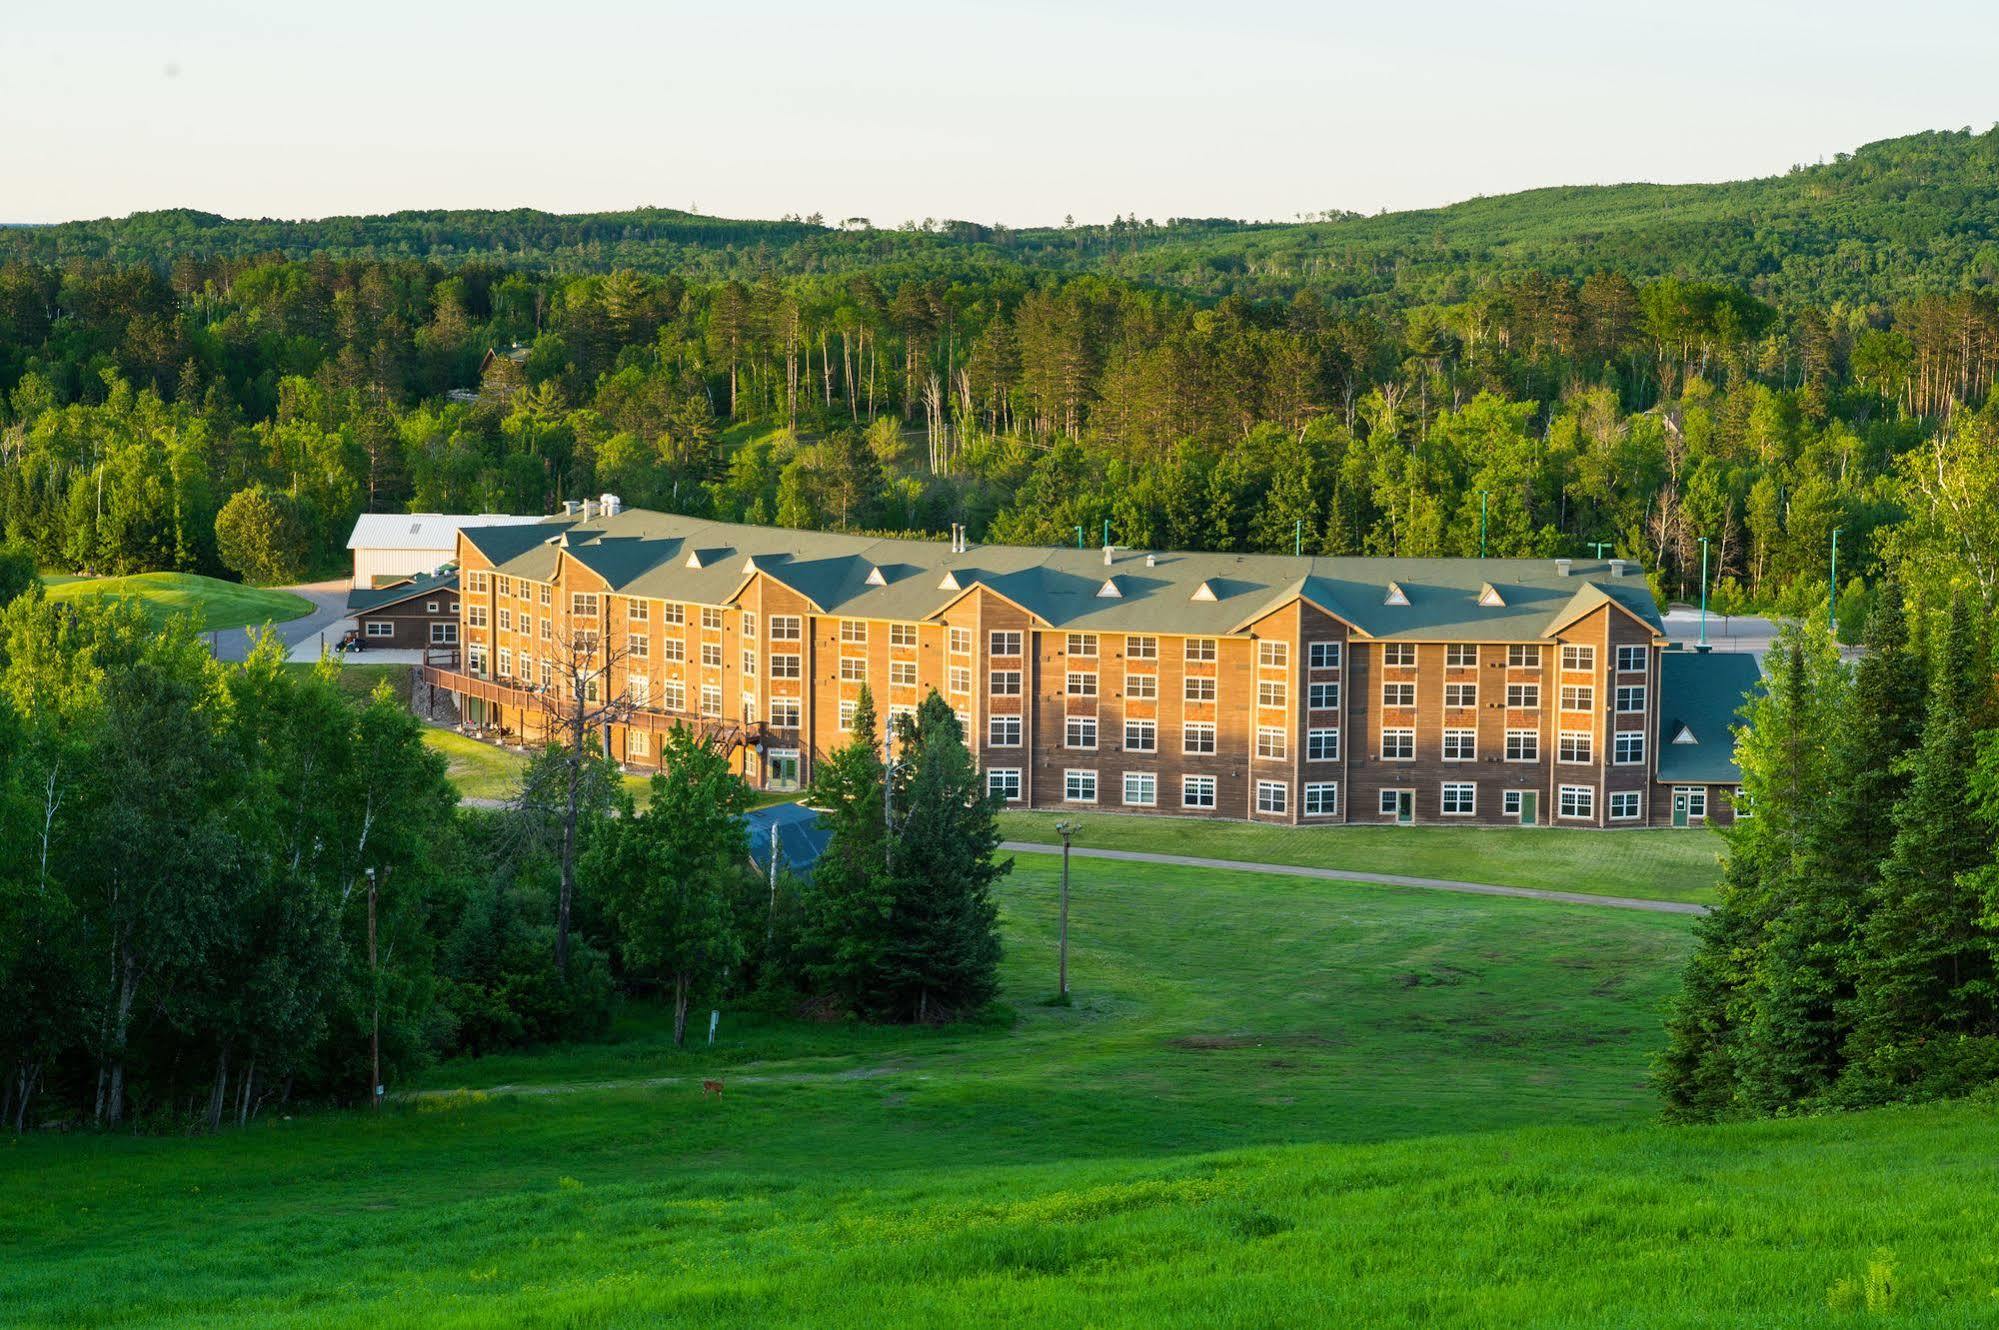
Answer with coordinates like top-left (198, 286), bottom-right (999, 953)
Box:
top-left (7, 0), bottom-right (1998, 229)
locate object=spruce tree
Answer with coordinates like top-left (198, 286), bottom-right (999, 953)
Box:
top-left (1842, 590), bottom-right (1999, 1101)
top-left (875, 692), bottom-right (1009, 1023)
top-left (801, 686), bottom-right (893, 1010)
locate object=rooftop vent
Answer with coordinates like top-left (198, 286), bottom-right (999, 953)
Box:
top-left (1555, 557), bottom-right (1572, 577)
top-left (1477, 582), bottom-right (1505, 608)
top-left (1103, 544), bottom-right (1116, 567)
top-left (581, 499), bottom-right (598, 521)
top-left (1191, 580), bottom-right (1217, 603)
top-left (1145, 552), bottom-right (1156, 568)
top-left (1609, 558), bottom-right (1628, 578)
top-left (938, 570), bottom-right (962, 591)
top-left (1672, 723), bottom-right (1698, 745)
top-left (1384, 581), bottom-right (1410, 607)
top-left (562, 500), bottom-right (581, 517)
top-left (1097, 577), bottom-right (1123, 599)
top-left (865, 565), bottom-right (887, 587)
top-left (685, 550), bottom-right (704, 570)
top-left (948, 523), bottom-right (969, 554)
top-left (600, 492), bottom-right (623, 517)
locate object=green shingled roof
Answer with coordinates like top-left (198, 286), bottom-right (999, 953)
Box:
top-left (346, 570), bottom-right (457, 614)
top-left (458, 509), bottom-right (1666, 640)
top-left (1655, 650), bottom-right (1763, 783)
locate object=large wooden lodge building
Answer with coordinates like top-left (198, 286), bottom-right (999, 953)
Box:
top-left (421, 497), bottom-right (1759, 829)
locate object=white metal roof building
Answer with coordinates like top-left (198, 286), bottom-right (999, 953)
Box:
top-left (345, 512), bottom-right (544, 587)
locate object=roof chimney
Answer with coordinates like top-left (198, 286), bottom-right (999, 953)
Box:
top-left (1103, 544), bottom-right (1116, 567)
top-left (562, 500), bottom-right (581, 517)
top-left (1555, 557), bottom-right (1572, 578)
top-left (581, 498), bottom-right (598, 520)
top-left (600, 493), bottom-right (623, 517)
top-left (1609, 557), bottom-right (1627, 578)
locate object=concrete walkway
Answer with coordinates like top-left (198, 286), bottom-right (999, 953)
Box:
top-left (1000, 841), bottom-right (1708, 916)
top-left (208, 578), bottom-right (353, 663)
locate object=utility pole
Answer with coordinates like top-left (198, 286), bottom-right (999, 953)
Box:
top-left (1053, 821), bottom-right (1079, 997)
top-left (1101, 518), bottom-right (1111, 550)
top-left (1697, 537), bottom-right (1710, 651)
top-left (366, 867), bottom-right (382, 1112)
top-left (1476, 490), bottom-right (1489, 558)
top-left (1294, 518), bottom-right (1303, 557)
top-left (1829, 527), bottom-right (1842, 635)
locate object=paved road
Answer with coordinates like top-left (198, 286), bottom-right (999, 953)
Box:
top-left (209, 579), bottom-right (352, 662)
top-left (1000, 841), bottom-right (1707, 916)
top-left (1661, 606), bottom-right (1776, 655)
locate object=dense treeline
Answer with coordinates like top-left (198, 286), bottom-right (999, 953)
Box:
top-left (7, 236), bottom-right (1999, 616)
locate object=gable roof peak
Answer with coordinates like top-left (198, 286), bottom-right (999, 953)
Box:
top-left (1384, 580), bottom-right (1410, 606)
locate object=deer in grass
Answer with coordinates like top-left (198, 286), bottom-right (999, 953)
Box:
top-left (701, 1079), bottom-right (724, 1098)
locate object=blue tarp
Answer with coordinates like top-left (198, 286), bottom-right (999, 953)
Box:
top-left (745, 802), bottom-right (832, 880)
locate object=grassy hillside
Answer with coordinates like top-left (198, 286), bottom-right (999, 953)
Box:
top-left (13, 127), bottom-right (1998, 307)
top-left (10, 855), bottom-right (1990, 1326)
top-left (41, 572), bottom-right (313, 633)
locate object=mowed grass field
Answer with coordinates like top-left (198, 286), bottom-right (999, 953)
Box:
top-left (8, 856), bottom-right (1996, 1327)
top-left (1000, 809), bottom-right (1725, 905)
top-left (42, 572), bottom-right (315, 633)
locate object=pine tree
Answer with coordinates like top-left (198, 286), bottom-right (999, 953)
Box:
top-left (875, 693), bottom-right (1008, 1023)
top-left (1842, 590), bottom-right (1999, 1101)
top-left (800, 686), bottom-right (893, 1011)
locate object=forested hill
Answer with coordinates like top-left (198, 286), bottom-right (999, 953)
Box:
top-left (6, 127), bottom-right (1999, 305)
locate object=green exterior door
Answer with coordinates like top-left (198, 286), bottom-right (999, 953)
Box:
top-left (1672, 790), bottom-right (1690, 828)
top-left (1396, 791), bottom-right (1414, 825)
top-left (1519, 791), bottom-right (1537, 826)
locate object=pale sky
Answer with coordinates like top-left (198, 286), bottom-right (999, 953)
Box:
top-left (5, 0), bottom-right (1996, 227)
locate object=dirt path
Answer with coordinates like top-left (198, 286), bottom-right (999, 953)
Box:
top-left (397, 1063), bottom-right (906, 1101)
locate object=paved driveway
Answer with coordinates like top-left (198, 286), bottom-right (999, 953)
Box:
top-left (208, 579), bottom-right (354, 663)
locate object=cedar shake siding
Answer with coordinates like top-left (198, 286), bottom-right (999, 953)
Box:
top-left (424, 506), bottom-right (1758, 827)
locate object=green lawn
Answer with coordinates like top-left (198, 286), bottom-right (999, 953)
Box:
top-left (43, 572), bottom-right (314, 633)
top-left (6, 859), bottom-right (1996, 1325)
top-left (999, 809), bottom-right (1724, 905)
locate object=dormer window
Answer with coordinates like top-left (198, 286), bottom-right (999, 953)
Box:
top-left (865, 565), bottom-right (887, 587)
top-left (684, 550), bottom-right (704, 569)
top-left (1190, 581), bottom-right (1217, 603)
top-left (1097, 578), bottom-right (1122, 599)
top-left (1671, 724), bottom-right (1698, 745)
top-left (938, 570), bottom-right (961, 591)
top-left (1477, 583), bottom-right (1505, 607)
top-left (1384, 581), bottom-right (1410, 607)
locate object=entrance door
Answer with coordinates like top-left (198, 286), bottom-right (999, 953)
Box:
top-left (766, 750), bottom-right (801, 792)
top-left (1395, 790), bottom-right (1414, 825)
top-left (1672, 789), bottom-right (1690, 828)
top-left (1519, 791), bottom-right (1537, 826)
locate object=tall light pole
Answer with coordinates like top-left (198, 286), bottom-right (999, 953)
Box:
top-left (1829, 527), bottom-right (1842, 635)
top-left (1476, 490), bottom-right (1489, 558)
top-left (1054, 820), bottom-right (1077, 998)
top-left (1589, 541), bottom-right (1612, 560)
top-left (1697, 537), bottom-right (1710, 651)
top-left (1294, 517), bottom-right (1303, 557)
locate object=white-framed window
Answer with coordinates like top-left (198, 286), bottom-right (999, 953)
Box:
top-left (1381, 728), bottom-right (1415, 760)
top-left (1560, 684), bottom-right (1594, 712)
top-left (627, 632), bottom-right (649, 659)
top-left (1505, 729), bottom-right (1540, 762)
top-left (839, 699), bottom-right (859, 731)
top-left (490, 605), bottom-right (504, 629)
top-left (661, 602), bottom-right (684, 625)
top-left (1065, 715), bottom-right (1098, 750)
top-left (1304, 782), bottom-right (1338, 816)
top-left (1183, 722), bottom-right (1217, 755)
top-left (1123, 771), bottom-right (1157, 807)
top-left (430, 621), bottom-right (456, 644)
top-left (1616, 645), bottom-right (1647, 674)
top-left (741, 650), bottom-right (758, 678)
top-left (1610, 790), bottom-right (1642, 821)
top-left (1559, 731), bottom-right (1593, 764)
top-left (1125, 719), bottom-right (1156, 752)
top-left (890, 661), bottom-right (918, 687)
top-left (741, 611), bottom-right (758, 640)
top-left (889, 623), bottom-right (917, 649)
top-left (466, 605), bottom-right (488, 629)
top-left (1126, 634), bottom-right (1158, 660)
top-left (701, 607), bottom-right (724, 631)
top-left (769, 698), bottom-right (802, 728)
top-left (1256, 780), bottom-right (1288, 815)
top-left (770, 615), bottom-right (801, 642)
top-left (990, 670), bottom-right (1021, 696)
top-left (1445, 644), bottom-right (1477, 668)
top-left (1441, 782), bottom-right (1476, 816)
top-left (1067, 671), bottom-right (1098, 697)
top-left (660, 638), bottom-right (684, 662)
top-left (841, 619), bottom-right (868, 644)
top-left (1678, 785), bottom-right (1709, 820)
top-left (1306, 728), bottom-right (1340, 762)
top-left (1559, 785), bottom-right (1594, 820)
top-left (988, 714), bottom-right (1021, 747)
top-left (988, 769), bottom-right (1022, 802)
top-left (948, 666), bottom-right (971, 694)
top-left (1185, 677), bottom-right (1216, 703)
top-left (1615, 685), bottom-right (1646, 713)
top-left (1257, 680), bottom-right (1287, 709)
top-left (1063, 769), bottom-right (1098, 803)
top-left (948, 626), bottom-right (972, 655)
top-left (990, 630), bottom-right (1021, 656)
top-left (1444, 682), bottom-right (1477, 708)
top-left (1309, 641), bottom-right (1342, 670)
top-left (660, 681), bottom-right (684, 713)
top-left (1443, 729), bottom-right (1477, 761)
top-left (1506, 682), bottom-right (1540, 709)
top-left (365, 619), bottom-right (394, 638)
top-left (626, 727), bottom-right (653, 759)
top-left (625, 599), bottom-right (648, 623)
top-left (771, 654), bottom-right (801, 680)
top-left (1309, 681), bottom-right (1340, 710)
top-left (1256, 726), bottom-right (1287, 760)
top-left (1377, 788), bottom-right (1405, 817)
top-left (465, 570), bottom-right (489, 593)
top-left (1382, 643), bottom-right (1416, 667)
top-left (1561, 644), bottom-right (1595, 672)
top-left (1258, 640), bottom-right (1288, 668)
top-left (1183, 775), bottom-right (1217, 809)
top-left (1613, 732), bottom-right (1646, 765)
top-left (840, 656), bottom-right (867, 682)
top-left (1382, 681), bottom-right (1416, 708)
top-left (538, 617), bottom-right (552, 641)
top-left (537, 583), bottom-right (553, 607)
top-left (1127, 673), bottom-right (1158, 701)
top-left (700, 685), bottom-right (722, 717)
top-left (627, 673), bottom-right (648, 707)
top-left (571, 592), bottom-right (599, 617)
top-left (1503, 790), bottom-right (1523, 816)
top-left (1185, 638), bottom-right (1217, 663)
top-left (1731, 786), bottom-right (1752, 818)
top-left (1066, 632), bottom-right (1098, 656)
top-left (1507, 644), bottom-right (1541, 668)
